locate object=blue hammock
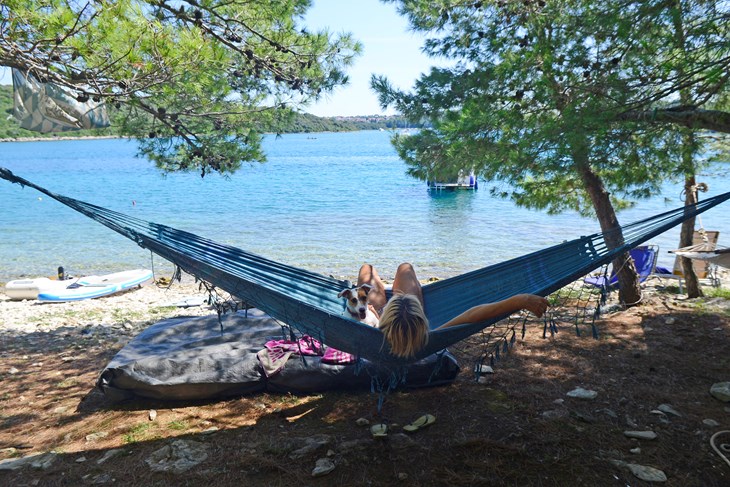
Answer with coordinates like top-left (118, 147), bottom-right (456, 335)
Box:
top-left (2, 167), bottom-right (729, 364)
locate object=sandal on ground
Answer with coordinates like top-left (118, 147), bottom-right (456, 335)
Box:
top-left (403, 414), bottom-right (436, 432)
top-left (370, 423), bottom-right (388, 438)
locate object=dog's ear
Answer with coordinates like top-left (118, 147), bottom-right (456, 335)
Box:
top-left (337, 289), bottom-right (352, 299)
top-left (359, 283), bottom-right (373, 294)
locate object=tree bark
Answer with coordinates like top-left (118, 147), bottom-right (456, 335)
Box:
top-left (540, 33), bottom-right (640, 306)
top-left (574, 148), bottom-right (641, 306)
top-left (679, 176), bottom-right (703, 297)
top-left (671, 4), bottom-right (703, 298)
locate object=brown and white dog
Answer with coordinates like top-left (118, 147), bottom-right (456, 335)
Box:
top-left (338, 284), bottom-right (379, 327)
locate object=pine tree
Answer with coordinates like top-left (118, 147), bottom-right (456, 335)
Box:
top-left (1, 0), bottom-right (361, 175)
top-left (373, 0), bottom-right (729, 303)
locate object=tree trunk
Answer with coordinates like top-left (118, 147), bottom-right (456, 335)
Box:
top-left (540, 40), bottom-right (639, 305)
top-left (671, 4), bottom-right (703, 298)
top-left (574, 150), bottom-right (641, 306)
top-left (679, 176), bottom-right (703, 297)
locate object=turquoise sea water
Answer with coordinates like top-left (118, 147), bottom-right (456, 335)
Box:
top-left (0, 130), bottom-right (728, 283)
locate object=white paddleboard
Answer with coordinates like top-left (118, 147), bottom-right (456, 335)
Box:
top-left (38, 269), bottom-right (154, 302)
top-left (4, 269), bottom-right (153, 302)
top-left (4, 277), bottom-right (73, 300)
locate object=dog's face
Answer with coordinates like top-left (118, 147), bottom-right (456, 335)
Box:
top-left (338, 284), bottom-right (373, 320)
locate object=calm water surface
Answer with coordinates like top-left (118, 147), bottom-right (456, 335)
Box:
top-left (0, 131), bottom-right (728, 282)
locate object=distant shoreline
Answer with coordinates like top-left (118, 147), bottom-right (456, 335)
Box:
top-left (0, 129), bottom-right (393, 144)
top-left (0, 135), bottom-right (123, 143)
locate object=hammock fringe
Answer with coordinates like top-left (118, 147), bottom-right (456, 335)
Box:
top-left (2, 167), bottom-right (729, 364)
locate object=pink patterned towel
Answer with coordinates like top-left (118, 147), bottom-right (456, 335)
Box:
top-left (321, 347), bottom-right (356, 365)
top-left (257, 335), bottom-right (355, 376)
top-left (265, 335), bottom-right (323, 355)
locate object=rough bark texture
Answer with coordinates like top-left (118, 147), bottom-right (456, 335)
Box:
top-left (680, 176), bottom-right (703, 298)
top-left (672, 5), bottom-right (703, 299)
top-left (575, 154), bottom-right (641, 306)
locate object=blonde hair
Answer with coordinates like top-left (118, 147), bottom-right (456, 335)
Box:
top-left (378, 294), bottom-right (429, 358)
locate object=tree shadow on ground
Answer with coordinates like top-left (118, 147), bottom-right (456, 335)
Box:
top-left (1, 295), bottom-right (729, 486)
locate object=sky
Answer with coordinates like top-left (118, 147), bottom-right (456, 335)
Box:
top-left (303, 0), bottom-right (434, 116)
top-left (0, 0), bottom-right (434, 117)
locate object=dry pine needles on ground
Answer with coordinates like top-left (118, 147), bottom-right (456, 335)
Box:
top-left (1, 278), bottom-right (729, 486)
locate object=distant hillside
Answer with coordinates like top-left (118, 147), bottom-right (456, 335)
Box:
top-left (0, 84), bottom-right (412, 140)
top-left (0, 84), bottom-right (119, 140)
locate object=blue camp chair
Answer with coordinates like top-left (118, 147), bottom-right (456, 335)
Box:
top-left (584, 245), bottom-right (659, 289)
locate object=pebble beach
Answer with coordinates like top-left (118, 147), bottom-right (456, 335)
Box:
top-left (0, 275), bottom-right (214, 336)
top-left (1, 269), bottom-right (729, 486)
top-left (3, 268), bottom-right (729, 335)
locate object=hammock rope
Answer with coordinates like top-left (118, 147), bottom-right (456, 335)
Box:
top-left (2, 166), bottom-right (729, 364)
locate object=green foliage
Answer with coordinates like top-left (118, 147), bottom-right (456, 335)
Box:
top-left (0, 84), bottom-right (393, 139)
top-left (374, 0), bottom-right (730, 217)
top-left (167, 420), bottom-right (189, 431)
top-left (0, 84), bottom-right (121, 139)
top-left (1, 0), bottom-right (362, 175)
top-left (705, 286), bottom-right (730, 299)
top-left (122, 423), bottom-right (152, 444)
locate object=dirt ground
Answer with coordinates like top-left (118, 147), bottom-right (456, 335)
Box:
top-left (1, 279), bottom-right (729, 486)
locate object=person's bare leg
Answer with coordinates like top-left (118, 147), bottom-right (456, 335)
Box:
top-left (357, 263), bottom-right (387, 312)
top-left (392, 262), bottom-right (424, 306)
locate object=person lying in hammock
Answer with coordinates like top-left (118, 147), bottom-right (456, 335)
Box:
top-left (358, 263), bottom-right (549, 359)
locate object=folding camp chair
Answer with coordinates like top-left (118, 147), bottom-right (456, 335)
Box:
top-left (652, 230), bottom-right (720, 292)
top-left (584, 245), bottom-right (659, 289)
